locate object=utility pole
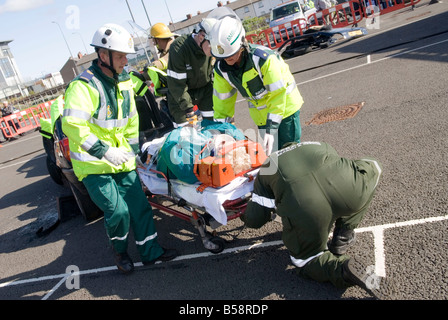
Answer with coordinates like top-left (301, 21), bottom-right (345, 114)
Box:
top-left (52, 21), bottom-right (74, 59)
top-left (125, 0), bottom-right (136, 23)
top-left (73, 32), bottom-right (89, 54)
top-left (141, 0), bottom-right (152, 27)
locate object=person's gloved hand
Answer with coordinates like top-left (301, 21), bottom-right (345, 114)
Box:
top-left (263, 133), bottom-right (275, 156)
top-left (104, 147), bottom-right (130, 166)
top-left (135, 154), bottom-right (145, 168)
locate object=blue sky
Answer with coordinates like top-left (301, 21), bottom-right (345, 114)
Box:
top-left (0, 0), bottom-right (222, 81)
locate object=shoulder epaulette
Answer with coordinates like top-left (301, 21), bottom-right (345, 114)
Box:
top-left (78, 69), bottom-right (95, 83)
top-left (253, 47), bottom-right (270, 61)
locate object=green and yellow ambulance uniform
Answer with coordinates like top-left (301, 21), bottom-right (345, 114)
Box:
top-left (213, 44), bottom-right (304, 151)
top-left (62, 60), bottom-right (164, 262)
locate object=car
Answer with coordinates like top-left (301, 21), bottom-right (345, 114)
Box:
top-left (277, 25), bottom-right (368, 59)
top-left (269, 0), bottom-right (317, 42)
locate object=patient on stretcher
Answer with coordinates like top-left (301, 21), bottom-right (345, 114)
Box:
top-left (140, 120), bottom-right (266, 187)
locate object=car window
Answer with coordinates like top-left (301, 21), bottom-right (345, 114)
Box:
top-left (272, 3), bottom-right (301, 20)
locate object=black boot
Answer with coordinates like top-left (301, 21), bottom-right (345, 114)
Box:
top-left (142, 248), bottom-right (178, 265)
top-left (342, 257), bottom-right (394, 300)
top-left (329, 228), bottom-right (356, 255)
top-left (114, 251), bottom-right (134, 274)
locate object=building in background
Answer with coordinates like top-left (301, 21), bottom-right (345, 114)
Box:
top-left (0, 40), bottom-right (28, 101)
top-left (2, 0), bottom-right (282, 107)
top-left (168, 0), bottom-right (283, 35)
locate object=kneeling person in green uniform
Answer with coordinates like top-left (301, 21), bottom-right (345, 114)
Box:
top-left (242, 141), bottom-right (393, 299)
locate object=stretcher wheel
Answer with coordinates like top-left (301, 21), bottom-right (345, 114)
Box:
top-left (208, 236), bottom-right (225, 254)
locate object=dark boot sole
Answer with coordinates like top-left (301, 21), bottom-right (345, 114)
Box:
top-left (346, 258), bottom-right (394, 300)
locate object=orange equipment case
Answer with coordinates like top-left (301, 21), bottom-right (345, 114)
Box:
top-left (194, 140), bottom-right (267, 189)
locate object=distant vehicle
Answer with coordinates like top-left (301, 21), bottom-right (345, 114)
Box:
top-left (269, 0), bottom-right (317, 41)
top-left (277, 25), bottom-right (368, 59)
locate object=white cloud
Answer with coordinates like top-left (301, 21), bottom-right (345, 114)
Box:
top-left (0, 0), bottom-right (54, 14)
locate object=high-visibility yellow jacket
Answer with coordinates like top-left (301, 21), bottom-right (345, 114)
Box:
top-left (213, 44), bottom-right (303, 131)
top-left (61, 60), bottom-right (139, 181)
top-left (39, 94), bottom-right (64, 139)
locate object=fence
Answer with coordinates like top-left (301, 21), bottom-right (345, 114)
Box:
top-left (0, 99), bottom-right (54, 140)
top-left (246, 0), bottom-right (422, 49)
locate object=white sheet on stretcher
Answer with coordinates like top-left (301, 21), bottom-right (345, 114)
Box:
top-left (138, 167), bottom-right (258, 226)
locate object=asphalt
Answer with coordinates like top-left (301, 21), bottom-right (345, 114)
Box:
top-left (0, 1), bottom-right (447, 307)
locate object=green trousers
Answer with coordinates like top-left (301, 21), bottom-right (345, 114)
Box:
top-left (167, 82), bottom-right (214, 124)
top-left (291, 155), bottom-right (382, 288)
top-left (83, 170), bottom-right (164, 262)
top-left (258, 109), bottom-right (301, 151)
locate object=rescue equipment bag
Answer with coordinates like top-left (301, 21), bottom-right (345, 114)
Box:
top-left (194, 140), bottom-right (267, 190)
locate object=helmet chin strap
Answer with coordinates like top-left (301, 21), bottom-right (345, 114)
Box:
top-left (97, 49), bottom-right (118, 80)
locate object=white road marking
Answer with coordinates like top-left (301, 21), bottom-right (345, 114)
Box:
top-left (0, 215), bottom-right (446, 300)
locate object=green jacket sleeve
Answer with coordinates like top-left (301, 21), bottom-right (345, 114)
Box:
top-left (167, 48), bottom-right (194, 112)
top-left (242, 173), bottom-right (276, 229)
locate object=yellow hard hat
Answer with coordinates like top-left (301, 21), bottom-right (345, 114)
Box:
top-left (150, 23), bottom-right (175, 39)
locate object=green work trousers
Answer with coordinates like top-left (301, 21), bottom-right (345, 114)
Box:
top-left (168, 82), bottom-right (214, 124)
top-left (258, 109), bottom-right (301, 152)
top-left (83, 170), bottom-right (164, 262)
top-left (291, 155), bottom-right (382, 288)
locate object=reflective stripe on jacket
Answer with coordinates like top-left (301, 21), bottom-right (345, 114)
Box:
top-left (61, 61), bottom-right (139, 181)
top-left (213, 44), bottom-right (303, 130)
top-left (166, 34), bottom-right (213, 112)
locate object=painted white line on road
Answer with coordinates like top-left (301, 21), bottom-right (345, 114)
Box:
top-left (296, 38), bottom-right (448, 86)
top-left (372, 228), bottom-right (386, 277)
top-left (0, 215), bottom-right (446, 300)
top-left (234, 38), bottom-right (448, 105)
top-left (356, 214), bottom-right (448, 278)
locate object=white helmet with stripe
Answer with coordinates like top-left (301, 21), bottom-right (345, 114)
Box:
top-left (209, 16), bottom-right (245, 59)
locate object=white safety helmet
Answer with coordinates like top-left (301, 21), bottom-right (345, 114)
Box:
top-left (209, 16), bottom-right (245, 59)
top-left (207, 6), bottom-right (241, 21)
top-left (91, 23), bottom-right (135, 54)
top-left (197, 18), bottom-right (217, 39)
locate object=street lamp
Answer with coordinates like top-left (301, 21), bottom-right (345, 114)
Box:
top-left (125, 0), bottom-right (136, 23)
top-left (73, 32), bottom-right (89, 54)
top-left (164, 0), bottom-right (174, 25)
top-left (141, 0), bottom-right (152, 27)
top-left (52, 21), bottom-right (74, 59)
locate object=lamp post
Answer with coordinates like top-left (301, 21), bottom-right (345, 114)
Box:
top-left (52, 21), bottom-right (74, 59)
top-left (72, 32), bottom-right (89, 54)
top-left (125, 0), bottom-right (136, 23)
top-left (141, 0), bottom-right (152, 27)
top-left (164, 0), bottom-right (174, 25)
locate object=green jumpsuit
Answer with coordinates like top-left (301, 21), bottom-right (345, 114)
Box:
top-left (166, 34), bottom-right (214, 125)
top-left (62, 61), bottom-right (164, 262)
top-left (242, 142), bottom-right (382, 288)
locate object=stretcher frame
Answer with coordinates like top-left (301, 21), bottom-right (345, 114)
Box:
top-left (138, 167), bottom-right (254, 253)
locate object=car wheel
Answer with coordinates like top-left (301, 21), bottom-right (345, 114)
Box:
top-left (68, 182), bottom-right (103, 222)
top-left (46, 155), bottom-right (64, 185)
top-left (43, 136), bottom-right (64, 185)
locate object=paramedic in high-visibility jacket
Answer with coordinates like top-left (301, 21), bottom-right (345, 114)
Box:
top-left (242, 141), bottom-right (394, 299)
top-left (209, 14), bottom-right (304, 156)
top-left (61, 23), bottom-right (177, 274)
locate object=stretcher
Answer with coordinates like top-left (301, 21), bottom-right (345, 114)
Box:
top-left (137, 158), bottom-right (258, 254)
